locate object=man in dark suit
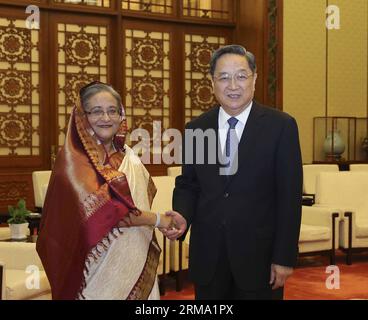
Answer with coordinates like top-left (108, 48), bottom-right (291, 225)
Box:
top-left (162, 45), bottom-right (302, 300)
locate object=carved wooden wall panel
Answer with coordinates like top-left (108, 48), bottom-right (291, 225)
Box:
top-left (122, 0), bottom-right (174, 14)
top-left (264, 0), bottom-right (283, 108)
top-left (182, 0), bottom-right (231, 20)
top-left (184, 34), bottom-right (226, 123)
top-left (235, 0), bottom-right (283, 108)
top-left (0, 173), bottom-right (35, 211)
top-left (120, 0), bottom-right (233, 21)
top-left (0, 0), bottom-right (282, 212)
top-left (0, 18), bottom-right (40, 157)
top-left (54, 0), bottom-right (111, 8)
top-left (124, 27), bottom-right (170, 147)
top-left (54, 19), bottom-right (109, 147)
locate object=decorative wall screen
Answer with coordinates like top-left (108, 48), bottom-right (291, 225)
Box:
top-left (0, 1), bottom-right (237, 211)
top-left (0, 0), bottom-right (283, 212)
top-left (56, 23), bottom-right (108, 146)
top-left (184, 34), bottom-right (225, 123)
top-left (182, 0), bottom-right (230, 19)
top-left (54, 0), bottom-right (111, 8)
top-left (121, 0), bottom-right (232, 20)
top-left (124, 28), bottom-right (170, 154)
top-left (0, 18), bottom-right (40, 156)
top-left (122, 0), bottom-right (173, 14)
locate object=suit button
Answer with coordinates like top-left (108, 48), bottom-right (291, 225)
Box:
top-left (224, 192), bottom-right (229, 198)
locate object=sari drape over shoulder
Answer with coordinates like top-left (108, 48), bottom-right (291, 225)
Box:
top-left (36, 97), bottom-right (159, 300)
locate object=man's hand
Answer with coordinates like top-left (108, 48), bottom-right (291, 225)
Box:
top-left (269, 264), bottom-right (293, 290)
top-left (159, 210), bottom-right (187, 240)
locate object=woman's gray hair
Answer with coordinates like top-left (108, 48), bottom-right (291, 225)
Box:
top-left (80, 83), bottom-right (123, 113)
top-left (209, 44), bottom-right (257, 76)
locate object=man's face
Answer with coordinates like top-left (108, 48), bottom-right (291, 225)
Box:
top-left (212, 53), bottom-right (257, 116)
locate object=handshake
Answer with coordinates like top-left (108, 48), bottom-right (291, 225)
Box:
top-left (157, 210), bottom-right (188, 241)
top-left (118, 210), bottom-right (187, 241)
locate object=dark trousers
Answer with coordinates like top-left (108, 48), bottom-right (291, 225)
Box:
top-left (194, 231), bottom-right (283, 300)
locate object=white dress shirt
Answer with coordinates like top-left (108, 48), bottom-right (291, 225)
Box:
top-left (218, 102), bottom-right (253, 154)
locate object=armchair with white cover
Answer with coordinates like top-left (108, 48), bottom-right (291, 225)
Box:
top-left (151, 175), bottom-right (175, 295)
top-left (0, 242), bottom-right (51, 300)
top-left (298, 206), bottom-right (339, 265)
top-left (302, 164), bottom-right (339, 206)
top-left (0, 228), bottom-right (11, 241)
top-left (349, 164), bottom-right (368, 172)
top-left (32, 170), bottom-right (52, 211)
top-left (314, 172), bottom-right (368, 264)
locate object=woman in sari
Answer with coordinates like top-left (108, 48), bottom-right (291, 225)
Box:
top-left (36, 81), bottom-right (173, 300)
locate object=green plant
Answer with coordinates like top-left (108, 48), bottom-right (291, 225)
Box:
top-left (7, 199), bottom-right (31, 224)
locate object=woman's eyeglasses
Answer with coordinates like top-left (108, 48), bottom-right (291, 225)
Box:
top-left (85, 108), bottom-right (122, 120)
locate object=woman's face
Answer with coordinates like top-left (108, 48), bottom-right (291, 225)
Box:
top-left (84, 91), bottom-right (122, 144)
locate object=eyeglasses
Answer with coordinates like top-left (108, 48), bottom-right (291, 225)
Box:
top-left (85, 108), bottom-right (121, 120)
top-left (213, 71), bottom-right (253, 84)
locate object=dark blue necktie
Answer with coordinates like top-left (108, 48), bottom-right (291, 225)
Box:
top-left (225, 117), bottom-right (239, 173)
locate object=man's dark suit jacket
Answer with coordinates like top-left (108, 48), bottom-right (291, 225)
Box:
top-left (173, 101), bottom-right (303, 290)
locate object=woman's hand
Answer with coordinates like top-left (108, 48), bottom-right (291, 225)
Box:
top-left (159, 211), bottom-right (187, 240)
top-left (158, 213), bottom-right (174, 229)
top-left (117, 215), bottom-right (132, 228)
top-left (117, 210), bottom-right (173, 229)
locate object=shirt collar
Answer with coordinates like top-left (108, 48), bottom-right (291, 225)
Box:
top-left (218, 101), bottom-right (253, 129)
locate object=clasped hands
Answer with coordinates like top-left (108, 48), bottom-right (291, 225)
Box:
top-left (117, 209), bottom-right (187, 241)
top-left (159, 210), bottom-right (188, 240)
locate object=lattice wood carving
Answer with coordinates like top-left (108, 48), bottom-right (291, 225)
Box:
top-left (0, 181), bottom-right (30, 204)
top-left (122, 0), bottom-right (173, 15)
top-left (54, 0), bottom-right (111, 8)
top-left (267, 0), bottom-right (278, 107)
top-left (124, 28), bottom-right (170, 151)
top-left (0, 172), bottom-right (36, 211)
top-left (182, 0), bottom-right (231, 20)
top-left (57, 23), bottom-right (108, 147)
top-left (0, 18), bottom-right (40, 156)
top-left (184, 34), bottom-right (225, 123)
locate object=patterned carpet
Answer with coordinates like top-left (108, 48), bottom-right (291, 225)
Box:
top-left (160, 250), bottom-right (368, 300)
